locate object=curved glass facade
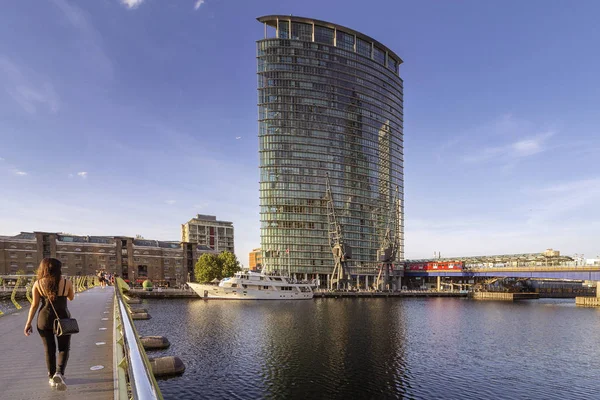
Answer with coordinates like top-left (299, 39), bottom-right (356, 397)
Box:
top-left (257, 16), bottom-right (404, 277)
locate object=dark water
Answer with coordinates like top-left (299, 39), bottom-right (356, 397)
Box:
top-left (135, 298), bottom-right (600, 400)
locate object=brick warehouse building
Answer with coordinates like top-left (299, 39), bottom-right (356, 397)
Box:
top-left (0, 232), bottom-right (218, 286)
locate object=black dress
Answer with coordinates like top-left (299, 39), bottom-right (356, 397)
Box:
top-left (37, 279), bottom-right (71, 331)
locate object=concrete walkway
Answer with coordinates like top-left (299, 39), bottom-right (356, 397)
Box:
top-left (0, 286), bottom-right (115, 400)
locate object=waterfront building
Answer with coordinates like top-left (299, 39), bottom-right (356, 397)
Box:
top-left (0, 231), bottom-right (216, 286)
top-left (181, 214), bottom-right (235, 253)
top-left (257, 15), bottom-right (404, 280)
top-left (249, 248), bottom-right (263, 271)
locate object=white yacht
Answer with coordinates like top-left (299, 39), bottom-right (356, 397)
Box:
top-left (188, 271), bottom-right (314, 300)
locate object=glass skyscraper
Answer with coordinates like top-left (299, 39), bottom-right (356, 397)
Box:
top-left (257, 16), bottom-right (403, 282)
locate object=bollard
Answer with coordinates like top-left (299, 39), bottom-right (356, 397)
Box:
top-left (129, 308), bottom-right (148, 314)
top-left (148, 356), bottom-right (185, 377)
top-left (131, 312), bottom-right (151, 320)
top-left (140, 336), bottom-right (170, 350)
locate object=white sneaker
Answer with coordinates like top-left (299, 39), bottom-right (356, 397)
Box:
top-left (49, 378), bottom-right (57, 388)
top-left (53, 373), bottom-right (67, 391)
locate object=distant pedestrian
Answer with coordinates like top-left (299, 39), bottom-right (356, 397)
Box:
top-left (97, 270), bottom-right (107, 288)
top-left (24, 258), bottom-right (75, 391)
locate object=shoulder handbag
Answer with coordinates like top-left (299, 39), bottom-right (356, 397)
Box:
top-left (40, 279), bottom-right (79, 336)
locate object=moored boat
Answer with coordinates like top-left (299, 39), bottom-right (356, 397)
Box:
top-left (188, 271), bottom-right (314, 300)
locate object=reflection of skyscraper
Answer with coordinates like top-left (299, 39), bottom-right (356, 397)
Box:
top-left (257, 16), bottom-right (404, 279)
top-left (259, 300), bottom-right (409, 398)
top-left (378, 121), bottom-right (392, 242)
top-left (378, 121), bottom-right (391, 203)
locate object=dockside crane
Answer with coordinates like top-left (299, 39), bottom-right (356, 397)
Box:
top-left (376, 186), bottom-right (400, 291)
top-left (325, 174), bottom-right (352, 290)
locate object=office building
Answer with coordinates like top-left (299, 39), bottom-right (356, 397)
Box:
top-left (248, 248), bottom-right (263, 271)
top-left (181, 214), bottom-right (235, 253)
top-left (257, 16), bottom-right (404, 278)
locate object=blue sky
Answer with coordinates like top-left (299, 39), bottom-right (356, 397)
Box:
top-left (1, 0), bottom-right (599, 263)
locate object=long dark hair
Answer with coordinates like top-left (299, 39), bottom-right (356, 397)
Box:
top-left (37, 258), bottom-right (62, 302)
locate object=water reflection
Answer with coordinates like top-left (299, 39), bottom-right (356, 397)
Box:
top-left (135, 298), bottom-right (600, 400)
top-left (136, 299), bottom-right (410, 399)
top-left (258, 299), bottom-right (409, 399)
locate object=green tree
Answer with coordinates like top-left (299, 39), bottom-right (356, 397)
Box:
top-left (194, 254), bottom-right (222, 283)
top-left (219, 251), bottom-right (241, 278)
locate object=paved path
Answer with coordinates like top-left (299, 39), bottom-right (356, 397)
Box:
top-left (0, 286), bottom-right (115, 400)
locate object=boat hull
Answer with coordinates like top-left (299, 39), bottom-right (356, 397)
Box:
top-left (188, 282), bottom-right (313, 300)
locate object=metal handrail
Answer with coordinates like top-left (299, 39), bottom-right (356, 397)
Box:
top-left (463, 265), bottom-right (600, 272)
top-left (114, 278), bottom-right (163, 400)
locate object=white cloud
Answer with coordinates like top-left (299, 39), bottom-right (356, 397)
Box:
top-left (77, 171), bottom-right (88, 178)
top-left (512, 138), bottom-right (541, 156)
top-left (406, 177), bottom-right (600, 259)
top-left (120, 0), bottom-right (144, 9)
top-left (525, 178), bottom-right (600, 226)
top-left (0, 57), bottom-right (60, 114)
top-left (14, 170), bottom-right (28, 176)
top-left (539, 178), bottom-right (600, 194)
top-left (235, 136), bottom-right (241, 140)
top-left (438, 115), bottom-right (557, 166)
top-left (0, 157), bottom-right (4, 161)
top-left (165, 200), bottom-right (176, 205)
top-left (463, 131), bottom-right (554, 163)
top-left (52, 0), bottom-right (113, 80)
top-left (511, 132), bottom-right (553, 157)
top-left (194, 0), bottom-right (205, 10)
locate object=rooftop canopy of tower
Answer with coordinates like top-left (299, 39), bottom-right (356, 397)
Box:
top-left (257, 15), bottom-right (403, 75)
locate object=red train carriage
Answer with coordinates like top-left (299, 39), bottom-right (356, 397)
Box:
top-left (405, 261), bottom-right (464, 271)
top-left (406, 262), bottom-right (427, 270)
top-left (425, 261), bottom-right (463, 270)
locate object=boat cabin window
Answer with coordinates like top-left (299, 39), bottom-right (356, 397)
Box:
top-left (231, 283), bottom-right (238, 288)
top-left (242, 284), bottom-right (247, 289)
top-left (263, 286), bottom-right (269, 290)
top-left (272, 277), bottom-right (282, 281)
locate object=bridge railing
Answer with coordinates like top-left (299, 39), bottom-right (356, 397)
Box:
top-left (0, 274), bottom-right (99, 317)
top-left (114, 277), bottom-right (163, 400)
top-left (463, 265), bottom-right (600, 272)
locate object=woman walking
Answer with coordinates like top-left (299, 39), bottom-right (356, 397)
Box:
top-left (24, 258), bottom-right (75, 391)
